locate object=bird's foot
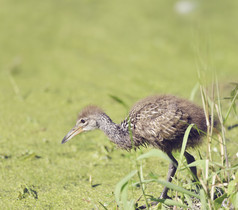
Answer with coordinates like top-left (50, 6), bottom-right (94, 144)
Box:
top-left (159, 193), bottom-right (171, 200)
top-left (136, 201), bottom-right (158, 210)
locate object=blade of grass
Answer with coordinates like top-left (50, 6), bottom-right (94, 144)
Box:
top-left (214, 193), bottom-right (228, 209)
top-left (135, 161), bottom-right (149, 209)
top-left (190, 82), bottom-right (199, 101)
top-left (178, 124), bottom-right (194, 167)
top-left (211, 173), bottom-right (217, 200)
top-left (121, 184), bottom-right (135, 210)
top-left (137, 149), bottom-right (171, 162)
top-left (200, 189), bottom-right (207, 210)
top-left (223, 89), bottom-right (238, 125)
top-left (140, 179), bottom-right (200, 199)
top-left (121, 183), bottom-right (129, 209)
top-left (183, 159), bottom-right (206, 174)
top-left (184, 194), bottom-right (194, 208)
top-left (215, 78), bottom-right (230, 180)
top-left (114, 170), bottom-right (137, 205)
top-left (156, 179), bottom-right (200, 199)
top-left (98, 202), bottom-right (108, 210)
top-left (109, 94), bottom-right (128, 109)
top-left (152, 197), bottom-right (188, 208)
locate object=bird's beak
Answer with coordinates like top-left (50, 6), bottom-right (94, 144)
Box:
top-left (61, 125), bottom-right (84, 144)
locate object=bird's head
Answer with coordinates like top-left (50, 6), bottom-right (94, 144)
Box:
top-left (61, 106), bottom-right (104, 144)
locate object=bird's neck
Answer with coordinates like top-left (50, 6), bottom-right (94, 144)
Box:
top-left (97, 114), bottom-right (132, 150)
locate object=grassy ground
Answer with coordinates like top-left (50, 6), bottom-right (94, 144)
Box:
top-left (0, 0), bottom-right (237, 209)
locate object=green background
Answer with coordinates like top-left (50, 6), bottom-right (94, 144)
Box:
top-left (0, 0), bottom-right (237, 209)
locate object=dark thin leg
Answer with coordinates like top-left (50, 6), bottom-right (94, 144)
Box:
top-left (184, 151), bottom-right (198, 181)
top-left (136, 152), bottom-right (178, 209)
top-left (137, 152), bottom-right (200, 209)
top-left (160, 152), bottom-right (178, 199)
top-left (184, 151), bottom-right (201, 190)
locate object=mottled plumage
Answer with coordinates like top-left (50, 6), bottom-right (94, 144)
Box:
top-left (62, 95), bottom-right (216, 203)
top-left (126, 95), bottom-right (207, 152)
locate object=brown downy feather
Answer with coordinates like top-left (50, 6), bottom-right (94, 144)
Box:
top-left (78, 105), bottom-right (104, 119)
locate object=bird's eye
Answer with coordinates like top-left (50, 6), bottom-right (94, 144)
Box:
top-left (81, 119), bottom-right (85, 124)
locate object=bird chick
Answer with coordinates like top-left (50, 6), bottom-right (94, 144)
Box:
top-left (62, 95), bottom-right (217, 202)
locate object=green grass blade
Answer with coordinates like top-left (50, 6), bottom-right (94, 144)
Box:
top-left (214, 193), bottom-right (227, 209)
top-left (200, 189), bottom-right (207, 210)
top-left (121, 184), bottom-right (134, 210)
top-left (185, 160), bottom-right (206, 173)
top-left (178, 124), bottom-right (194, 167)
top-left (109, 94), bottom-right (128, 109)
top-left (223, 89), bottom-right (238, 124)
top-left (184, 194), bottom-right (194, 208)
top-left (152, 198), bottom-right (187, 208)
top-left (156, 179), bottom-right (200, 199)
top-left (190, 82), bottom-right (199, 101)
top-left (114, 170), bottom-right (137, 205)
top-left (140, 179), bottom-right (200, 199)
top-left (137, 149), bottom-right (171, 162)
top-left (121, 183), bottom-right (128, 209)
top-left (231, 192), bottom-right (238, 209)
top-left (98, 202), bottom-right (109, 210)
top-left (127, 200), bottom-right (135, 210)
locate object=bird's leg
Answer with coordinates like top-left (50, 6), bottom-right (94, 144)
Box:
top-left (136, 152), bottom-right (178, 210)
top-left (184, 151), bottom-right (198, 180)
top-left (160, 152), bottom-right (178, 199)
top-left (184, 151), bottom-right (201, 190)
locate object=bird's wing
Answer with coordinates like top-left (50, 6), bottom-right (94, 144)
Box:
top-left (131, 102), bottom-right (189, 142)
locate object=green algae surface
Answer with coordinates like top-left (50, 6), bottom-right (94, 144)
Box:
top-left (0, 0), bottom-right (238, 209)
